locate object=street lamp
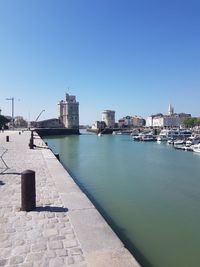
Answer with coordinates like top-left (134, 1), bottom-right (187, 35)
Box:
top-left (6, 97), bottom-right (14, 128)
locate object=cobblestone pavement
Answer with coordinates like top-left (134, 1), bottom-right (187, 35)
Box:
top-left (0, 130), bottom-right (87, 267)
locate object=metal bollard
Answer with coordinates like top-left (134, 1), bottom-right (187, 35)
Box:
top-left (21, 170), bottom-right (36, 211)
top-left (29, 131), bottom-right (34, 149)
top-left (6, 136), bottom-right (9, 142)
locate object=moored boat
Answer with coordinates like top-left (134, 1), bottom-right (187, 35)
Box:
top-left (192, 143), bottom-right (200, 153)
top-left (142, 133), bottom-right (155, 141)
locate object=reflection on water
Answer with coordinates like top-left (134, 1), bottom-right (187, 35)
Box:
top-left (45, 134), bottom-right (200, 267)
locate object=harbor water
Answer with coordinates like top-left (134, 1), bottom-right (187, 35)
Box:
top-left (44, 133), bottom-right (200, 267)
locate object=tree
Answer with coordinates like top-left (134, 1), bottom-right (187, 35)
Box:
top-left (0, 115), bottom-right (10, 129)
top-left (196, 117), bottom-right (200, 126)
top-left (15, 116), bottom-right (28, 128)
top-left (183, 117), bottom-right (200, 127)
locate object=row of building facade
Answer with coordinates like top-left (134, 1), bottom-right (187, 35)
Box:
top-left (92, 104), bottom-right (191, 130)
top-left (4, 93), bottom-right (191, 130)
top-left (146, 104), bottom-right (191, 128)
top-left (1, 92), bottom-right (193, 130)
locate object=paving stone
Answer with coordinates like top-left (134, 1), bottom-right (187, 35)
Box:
top-left (0, 259), bottom-right (8, 266)
top-left (0, 234), bottom-right (9, 242)
top-left (49, 257), bottom-right (64, 267)
top-left (0, 248), bottom-right (12, 258)
top-left (20, 263), bottom-right (33, 267)
top-left (26, 252), bottom-right (44, 262)
top-left (48, 241), bottom-right (63, 250)
top-left (0, 241), bottom-right (12, 249)
top-left (12, 245), bottom-right (31, 255)
top-left (56, 249), bottom-right (68, 257)
top-left (59, 227), bottom-right (74, 235)
top-left (74, 255), bottom-right (85, 263)
top-left (65, 233), bottom-right (76, 241)
top-left (9, 255), bottom-right (24, 265)
top-left (14, 239), bottom-right (25, 246)
top-left (45, 250), bottom-right (56, 258)
top-left (67, 257), bottom-right (75, 265)
top-left (64, 239), bottom-right (79, 248)
top-left (43, 228), bottom-right (58, 237)
top-left (44, 223), bottom-right (55, 229)
top-left (70, 247), bottom-right (83, 256)
top-left (46, 213), bottom-right (55, 218)
top-left (31, 243), bottom-right (47, 252)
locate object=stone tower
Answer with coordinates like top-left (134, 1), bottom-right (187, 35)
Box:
top-left (58, 93), bottom-right (79, 129)
top-left (101, 110), bottom-right (115, 128)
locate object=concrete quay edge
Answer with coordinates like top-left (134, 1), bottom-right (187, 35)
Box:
top-left (41, 137), bottom-right (141, 267)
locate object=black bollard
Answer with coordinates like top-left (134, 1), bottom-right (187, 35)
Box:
top-left (21, 170), bottom-right (36, 211)
top-left (6, 136), bottom-right (9, 142)
top-left (29, 131), bottom-right (34, 149)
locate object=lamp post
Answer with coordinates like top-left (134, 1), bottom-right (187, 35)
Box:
top-left (6, 97), bottom-right (14, 128)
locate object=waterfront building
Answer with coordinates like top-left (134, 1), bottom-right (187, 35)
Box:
top-left (132, 116), bottom-right (145, 127)
top-left (118, 115), bottom-right (145, 128)
top-left (118, 119), bottom-right (125, 128)
top-left (118, 116), bottom-right (132, 128)
top-left (58, 93), bottom-right (79, 129)
top-left (146, 105), bottom-right (191, 128)
top-left (102, 110), bottom-right (115, 128)
top-left (146, 116), bottom-right (154, 127)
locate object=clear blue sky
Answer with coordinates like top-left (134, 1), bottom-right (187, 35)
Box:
top-left (0, 0), bottom-right (200, 124)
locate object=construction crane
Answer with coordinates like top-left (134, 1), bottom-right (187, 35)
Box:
top-left (35, 110), bottom-right (45, 122)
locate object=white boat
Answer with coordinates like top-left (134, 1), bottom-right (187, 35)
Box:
top-left (98, 132), bottom-right (102, 137)
top-left (158, 129), bottom-right (192, 141)
top-left (174, 140), bottom-right (185, 146)
top-left (167, 138), bottom-right (175, 144)
top-left (132, 133), bottom-right (142, 141)
top-left (141, 133), bottom-right (155, 141)
top-left (192, 143), bottom-right (200, 153)
top-left (157, 130), bottom-right (168, 141)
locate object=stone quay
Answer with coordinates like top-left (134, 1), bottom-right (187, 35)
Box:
top-left (0, 130), bottom-right (140, 267)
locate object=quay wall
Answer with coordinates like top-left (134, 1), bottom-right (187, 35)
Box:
top-left (35, 128), bottom-right (80, 136)
top-left (39, 134), bottom-right (141, 266)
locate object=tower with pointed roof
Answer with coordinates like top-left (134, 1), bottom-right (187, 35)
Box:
top-left (168, 104), bottom-right (174, 115)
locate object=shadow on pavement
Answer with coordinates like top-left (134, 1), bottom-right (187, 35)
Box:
top-left (34, 206), bottom-right (68, 213)
top-left (0, 172), bottom-right (21, 175)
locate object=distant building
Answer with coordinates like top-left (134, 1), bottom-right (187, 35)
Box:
top-left (132, 116), bottom-right (145, 127)
top-left (102, 110), bottom-right (115, 128)
top-left (58, 93), bottom-right (79, 129)
top-left (118, 115), bottom-right (145, 128)
top-left (146, 105), bottom-right (191, 128)
top-left (15, 116), bottom-right (28, 128)
top-left (118, 119), bottom-right (126, 128)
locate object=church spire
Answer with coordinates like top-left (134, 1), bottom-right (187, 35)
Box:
top-left (168, 104), bottom-right (174, 115)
